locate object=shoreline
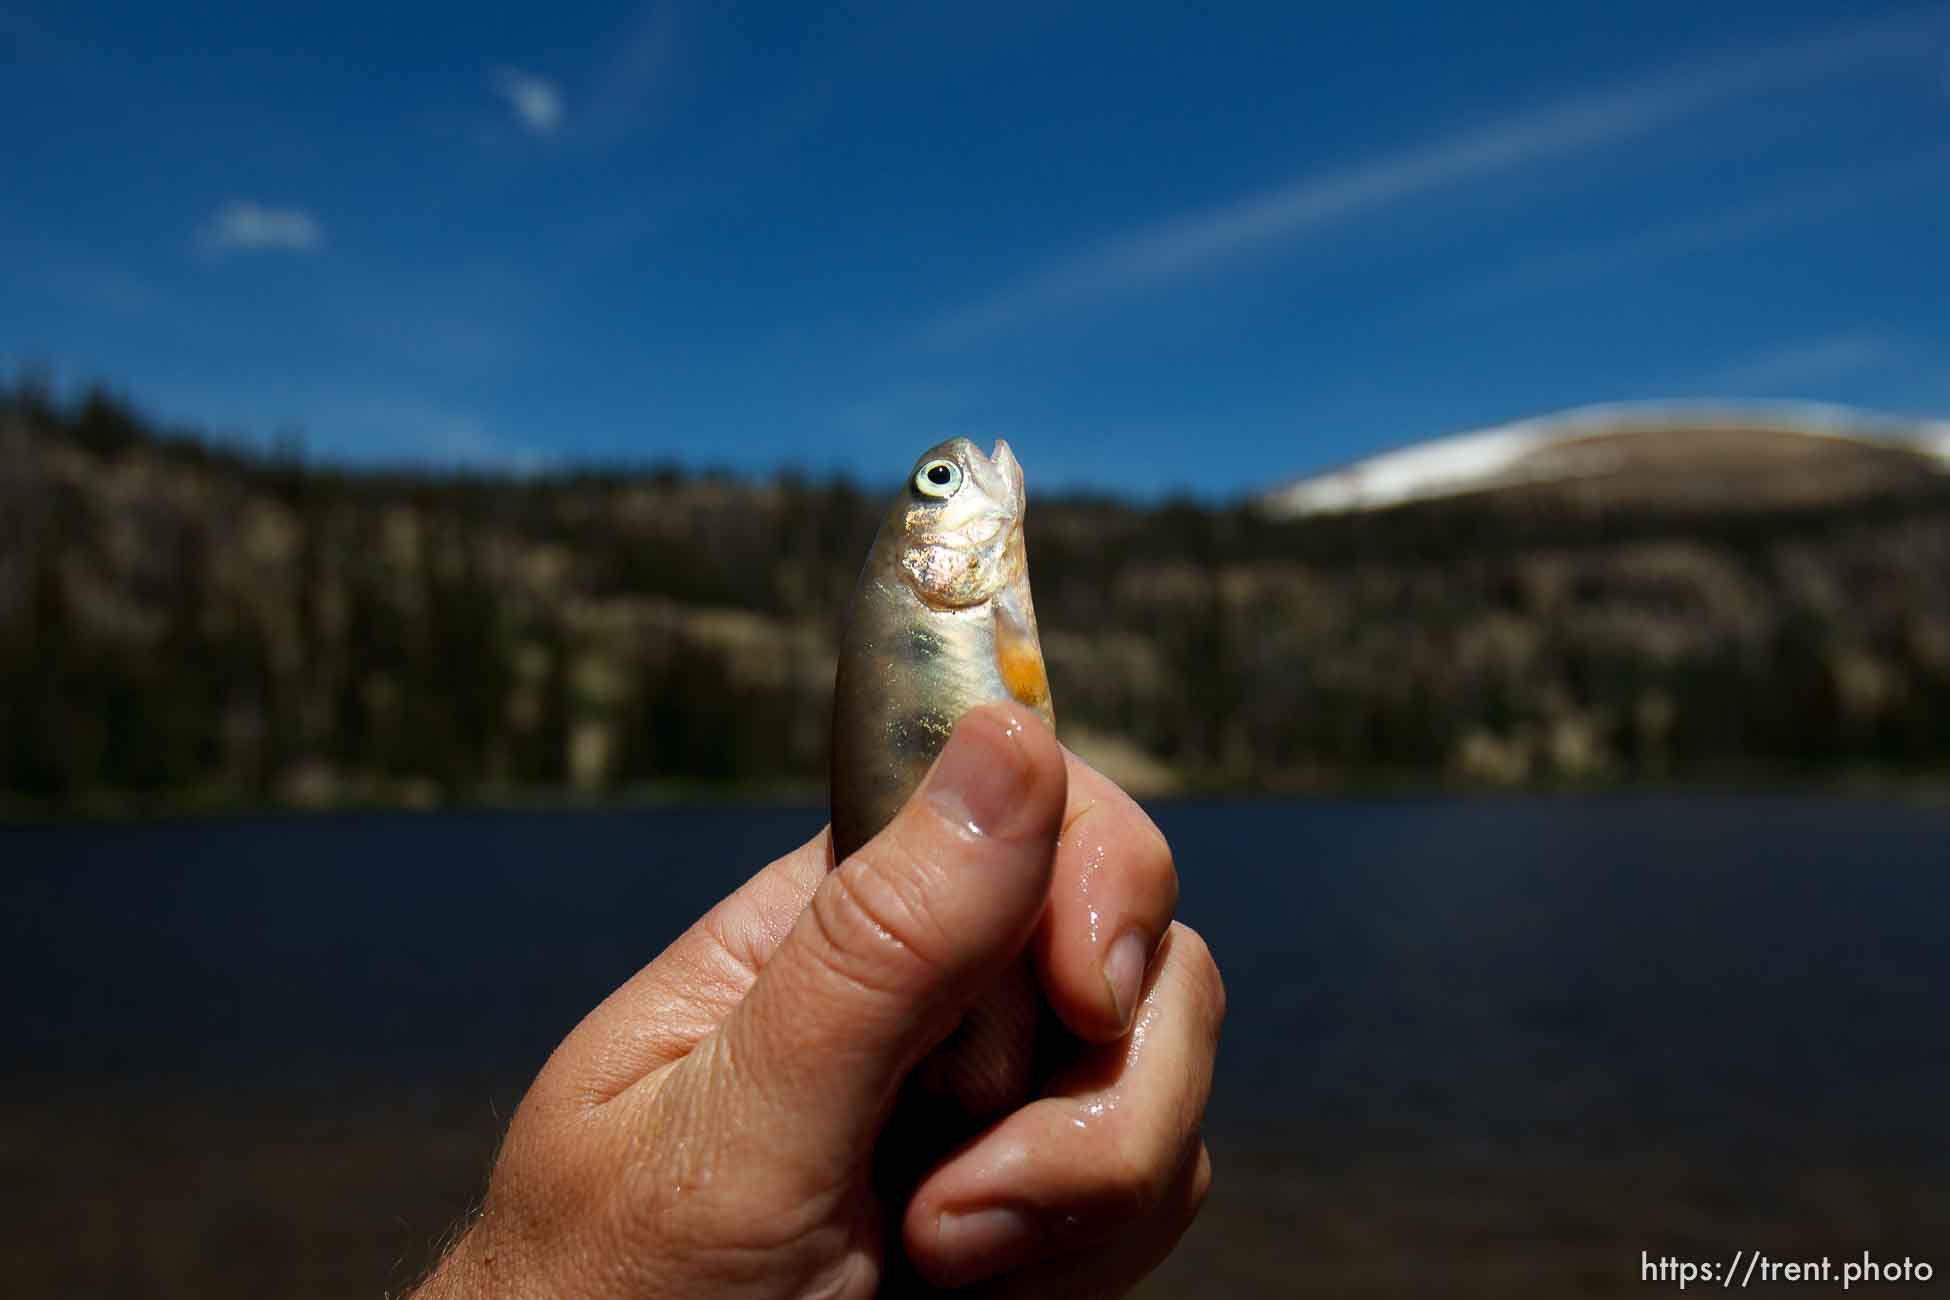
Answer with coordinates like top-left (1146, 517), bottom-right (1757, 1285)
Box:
top-left (7, 768), bottom-right (1949, 826)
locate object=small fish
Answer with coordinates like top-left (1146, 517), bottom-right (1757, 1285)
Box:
top-left (831, 437), bottom-right (1055, 1120)
top-left (832, 437), bottom-right (1055, 859)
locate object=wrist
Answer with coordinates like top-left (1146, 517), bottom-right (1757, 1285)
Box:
top-left (411, 1223), bottom-right (491, 1299)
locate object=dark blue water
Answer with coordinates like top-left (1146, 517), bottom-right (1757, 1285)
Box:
top-left (5, 795), bottom-right (1946, 1165)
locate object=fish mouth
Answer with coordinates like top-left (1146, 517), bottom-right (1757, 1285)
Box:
top-left (965, 438), bottom-right (1025, 516)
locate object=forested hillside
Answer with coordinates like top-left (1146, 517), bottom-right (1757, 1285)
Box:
top-left (4, 380), bottom-right (1949, 814)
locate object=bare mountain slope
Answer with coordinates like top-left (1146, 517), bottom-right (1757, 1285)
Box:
top-left (1262, 403), bottom-right (1950, 517)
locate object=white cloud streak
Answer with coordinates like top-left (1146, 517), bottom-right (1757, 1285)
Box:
top-left (920, 7), bottom-right (1950, 347)
top-left (199, 202), bottom-right (324, 255)
top-left (1446, 149), bottom-right (1950, 312)
top-left (494, 67), bottom-right (565, 135)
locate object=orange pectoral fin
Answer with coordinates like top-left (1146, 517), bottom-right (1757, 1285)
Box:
top-left (992, 582), bottom-right (1054, 721)
top-left (999, 632), bottom-right (1050, 709)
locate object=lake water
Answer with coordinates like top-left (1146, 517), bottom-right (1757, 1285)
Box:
top-left (5, 795), bottom-right (1947, 1296)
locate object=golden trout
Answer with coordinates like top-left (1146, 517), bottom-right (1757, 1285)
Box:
top-left (831, 436), bottom-right (1055, 1121)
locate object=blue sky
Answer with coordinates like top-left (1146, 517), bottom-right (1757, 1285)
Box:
top-left (3, 1), bottom-right (1947, 498)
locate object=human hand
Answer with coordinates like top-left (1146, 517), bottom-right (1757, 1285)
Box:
top-left (414, 702), bottom-right (1224, 1298)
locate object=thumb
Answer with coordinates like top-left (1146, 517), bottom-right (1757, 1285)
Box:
top-left (711, 702), bottom-right (1065, 1187)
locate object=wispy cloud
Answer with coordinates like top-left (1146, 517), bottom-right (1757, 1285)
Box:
top-left (494, 67), bottom-right (564, 136)
top-left (1704, 331), bottom-right (1912, 394)
top-left (1444, 150), bottom-right (1950, 312)
top-left (199, 202), bottom-right (324, 256)
top-left (920, 8), bottom-right (1950, 347)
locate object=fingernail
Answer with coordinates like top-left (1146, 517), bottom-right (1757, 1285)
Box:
top-left (927, 710), bottom-right (1032, 837)
top-left (1103, 929), bottom-right (1149, 1030)
top-left (936, 1206), bottom-right (1037, 1278)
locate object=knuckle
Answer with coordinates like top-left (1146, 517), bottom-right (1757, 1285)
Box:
top-left (1082, 1109), bottom-right (1175, 1218)
top-left (805, 850), bottom-right (950, 993)
top-left (867, 822), bottom-right (961, 959)
top-left (803, 872), bottom-right (911, 1001)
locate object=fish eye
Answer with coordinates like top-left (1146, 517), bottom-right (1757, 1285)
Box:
top-left (915, 459), bottom-right (962, 499)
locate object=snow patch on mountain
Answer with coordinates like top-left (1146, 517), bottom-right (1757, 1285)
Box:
top-left (1261, 402), bottom-right (1950, 517)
